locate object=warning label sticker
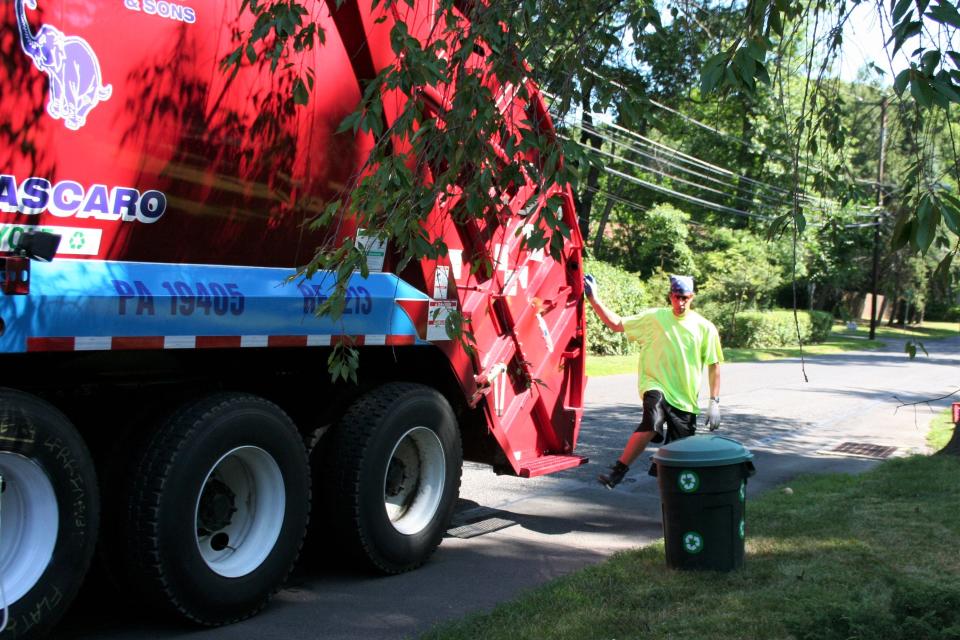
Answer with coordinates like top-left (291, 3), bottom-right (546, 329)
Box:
top-left (356, 229), bottom-right (387, 272)
top-left (434, 265), bottom-right (450, 298)
top-left (427, 300), bottom-right (457, 341)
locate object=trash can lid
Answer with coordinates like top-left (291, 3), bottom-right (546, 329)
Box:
top-left (652, 434), bottom-right (754, 467)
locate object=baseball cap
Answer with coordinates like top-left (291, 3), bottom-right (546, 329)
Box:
top-left (669, 275), bottom-right (694, 295)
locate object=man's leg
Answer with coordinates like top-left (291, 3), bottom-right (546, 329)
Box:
top-left (599, 392), bottom-right (664, 489)
top-left (598, 431), bottom-right (657, 489)
top-left (619, 430), bottom-right (657, 466)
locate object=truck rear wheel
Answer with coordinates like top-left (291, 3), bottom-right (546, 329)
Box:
top-left (0, 389), bottom-right (99, 639)
top-left (124, 393), bottom-right (310, 626)
top-left (323, 383), bottom-right (462, 573)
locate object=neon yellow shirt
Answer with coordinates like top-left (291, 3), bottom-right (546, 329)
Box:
top-left (622, 308), bottom-right (723, 414)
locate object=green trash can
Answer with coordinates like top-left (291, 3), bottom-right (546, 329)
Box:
top-left (650, 435), bottom-right (755, 571)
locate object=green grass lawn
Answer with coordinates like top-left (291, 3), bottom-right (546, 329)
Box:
top-left (421, 454), bottom-right (960, 640)
top-left (928, 407), bottom-right (957, 452)
top-left (586, 321), bottom-right (959, 376)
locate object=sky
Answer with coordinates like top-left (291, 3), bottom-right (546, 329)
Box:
top-left (838, 3), bottom-right (906, 82)
top-left (838, 1), bottom-right (960, 83)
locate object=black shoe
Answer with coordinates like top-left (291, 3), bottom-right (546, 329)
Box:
top-left (597, 462), bottom-right (628, 489)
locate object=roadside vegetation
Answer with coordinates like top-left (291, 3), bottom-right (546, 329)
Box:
top-left (586, 320), bottom-right (959, 376)
top-left (420, 454), bottom-right (960, 640)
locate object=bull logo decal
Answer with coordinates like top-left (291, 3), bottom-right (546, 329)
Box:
top-left (15, 0), bottom-right (112, 130)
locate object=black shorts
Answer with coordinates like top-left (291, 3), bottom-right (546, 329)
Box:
top-left (635, 390), bottom-right (696, 444)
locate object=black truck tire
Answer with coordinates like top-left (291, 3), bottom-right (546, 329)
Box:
top-left (322, 383), bottom-right (462, 573)
top-left (123, 393), bottom-right (310, 626)
top-left (0, 389), bottom-right (99, 639)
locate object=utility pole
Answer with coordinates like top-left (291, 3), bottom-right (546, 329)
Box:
top-left (869, 97), bottom-right (887, 341)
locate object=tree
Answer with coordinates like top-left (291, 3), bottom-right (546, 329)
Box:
top-left (695, 227), bottom-right (783, 336)
top-left (228, 0), bottom-right (960, 389)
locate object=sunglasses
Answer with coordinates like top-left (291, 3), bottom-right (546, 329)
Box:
top-left (670, 293), bottom-right (693, 300)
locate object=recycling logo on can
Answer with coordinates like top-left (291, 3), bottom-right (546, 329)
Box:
top-left (678, 470), bottom-right (700, 493)
top-left (739, 480), bottom-right (746, 501)
top-left (683, 531), bottom-right (704, 554)
top-left (739, 519), bottom-right (746, 539)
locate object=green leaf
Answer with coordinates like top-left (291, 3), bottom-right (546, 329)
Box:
top-left (915, 196), bottom-right (939, 252)
top-left (904, 341), bottom-right (917, 359)
top-left (756, 63), bottom-right (771, 85)
top-left (891, 19), bottom-right (922, 56)
top-left (910, 74), bottom-right (937, 107)
top-left (927, 0), bottom-right (960, 27)
top-left (941, 196), bottom-right (960, 234)
top-left (893, 0), bottom-right (913, 22)
top-left (700, 53), bottom-right (727, 94)
top-left (922, 50), bottom-right (942, 74)
top-left (932, 77), bottom-right (960, 103)
top-left (893, 68), bottom-right (912, 95)
top-left (904, 339), bottom-right (928, 359)
top-left (733, 49), bottom-right (756, 81)
top-left (769, 9), bottom-right (784, 36)
top-left (933, 252), bottom-right (954, 286)
top-left (746, 39), bottom-right (767, 62)
top-left (890, 213), bottom-right (915, 250)
top-left (292, 77), bottom-right (309, 105)
top-left (773, 0), bottom-right (792, 13)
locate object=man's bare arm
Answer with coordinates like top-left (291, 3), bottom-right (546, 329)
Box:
top-left (586, 294), bottom-right (624, 333)
top-left (708, 363), bottom-right (721, 398)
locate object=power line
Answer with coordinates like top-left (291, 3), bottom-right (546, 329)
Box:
top-left (568, 133), bottom-right (792, 212)
top-left (604, 165), bottom-right (774, 220)
top-left (575, 121), bottom-right (799, 209)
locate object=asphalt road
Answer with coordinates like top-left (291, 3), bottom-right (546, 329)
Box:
top-left (61, 334), bottom-right (960, 639)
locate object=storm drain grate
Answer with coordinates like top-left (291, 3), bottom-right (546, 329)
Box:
top-left (826, 442), bottom-right (898, 459)
top-left (447, 507), bottom-right (517, 539)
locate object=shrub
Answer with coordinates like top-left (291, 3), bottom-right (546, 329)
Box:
top-left (583, 258), bottom-right (649, 355)
top-left (727, 309), bottom-right (833, 348)
top-left (809, 309), bottom-right (833, 341)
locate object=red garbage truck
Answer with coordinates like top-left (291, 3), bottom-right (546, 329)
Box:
top-left (0, 0), bottom-right (587, 636)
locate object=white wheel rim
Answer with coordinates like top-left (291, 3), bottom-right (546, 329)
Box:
top-left (0, 453), bottom-right (59, 605)
top-left (383, 427), bottom-right (445, 535)
top-left (194, 446), bottom-right (285, 578)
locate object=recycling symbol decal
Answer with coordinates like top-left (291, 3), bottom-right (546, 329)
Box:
top-left (678, 470), bottom-right (699, 493)
top-left (69, 231), bottom-right (85, 251)
top-left (683, 531), bottom-right (704, 554)
top-left (739, 480), bottom-right (746, 501)
top-left (739, 519), bottom-right (745, 539)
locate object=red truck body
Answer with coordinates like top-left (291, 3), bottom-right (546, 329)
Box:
top-left (0, 0), bottom-right (586, 636)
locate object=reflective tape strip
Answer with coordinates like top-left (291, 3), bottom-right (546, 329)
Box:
top-left (26, 337), bottom-right (75, 351)
top-left (112, 336), bottom-right (165, 350)
top-left (164, 336), bottom-right (196, 349)
top-left (268, 336), bottom-right (308, 348)
top-left (24, 334), bottom-right (418, 352)
top-left (196, 336), bottom-right (242, 349)
top-left (75, 337), bottom-right (112, 351)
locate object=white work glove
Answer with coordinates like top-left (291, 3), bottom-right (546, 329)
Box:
top-left (584, 274), bottom-right (598, 299)
top-left (706, 397), bottom-right (721, 431)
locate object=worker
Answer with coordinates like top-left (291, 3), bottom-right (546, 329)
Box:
top-left (584, 273), bottom-right (723, 489)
